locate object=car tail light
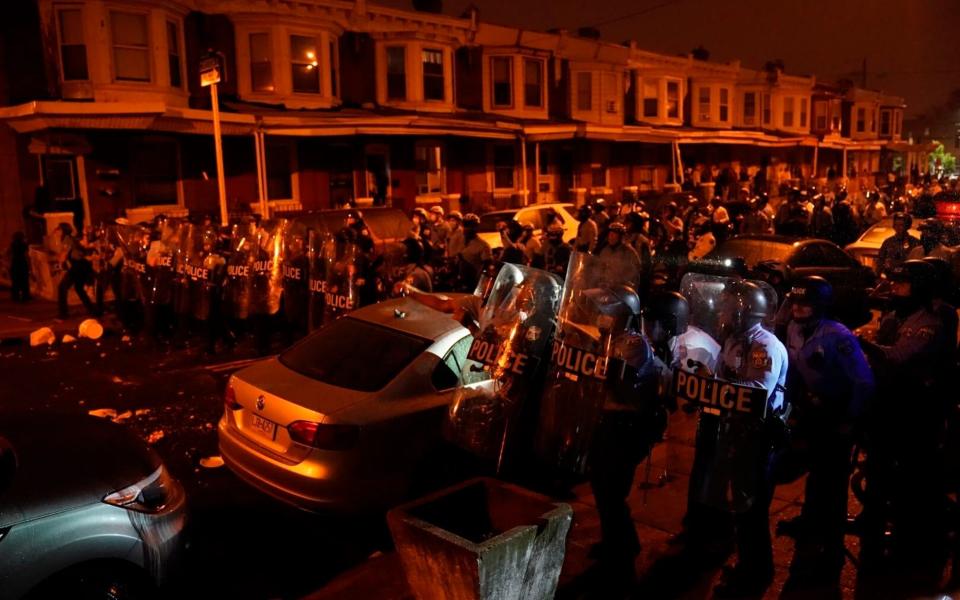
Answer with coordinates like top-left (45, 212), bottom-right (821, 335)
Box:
top-left (288, 421), bottom-right (359, 450)
top-left (103, 465), bottom-right (179, 513)
top-left (224, 381), bottom-right (241, 411)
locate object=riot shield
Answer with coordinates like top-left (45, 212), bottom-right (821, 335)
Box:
top-left (144, 218), bottom-right (182, 307)
top-left (321, 239), bottom-right (361, 326)
top-left (186, 226), bottom-right (224, 322)
top-left (306, 229), bottom-right (332, 331)
top-left (445, 264), bottom-right (562, 469)
top-left (675, 272), bottom-right (781, 513)
top-left (223, 221), bottom-right (257, 321)
top-left (250, 220), bottom-right (284, 317)
top-left (171, 222), bottom-right (194, 317)
top-left (534, 251), bottom-right (652, 475)
top-left (282, 221), bottom-right (310, 328)
top-left (114, 222), bottom-right (151, 305)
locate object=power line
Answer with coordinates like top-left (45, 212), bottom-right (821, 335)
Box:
top-left (579, 0), bottom-right (684, 30)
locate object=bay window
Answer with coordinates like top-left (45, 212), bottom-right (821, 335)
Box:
top-left (762, 93), bottom-right (772, 125)
top-left (386, 46), bottom-right (406, 100)
top-left (290, 35), bottom-right (320, 94)
top-left (493, 145), bottom-right (515, 189)
top-left (422, 48), bottom-right (444, 101)
top-left (491, 56), bottom-right (512, 107)
top-left (642, 79), bottom-right (658, 118)
top-left (719, 87), bottom-right (729, 122)
top-left (666, 80), bottom-right (680, 119)
top-left (249, 33), bottom-right (274, 92)
top-left (111, 11), bottom-right (150, 82)
top-left (783, 96), bottom-right (795, 127)
top-left (576, 72), bottom-right (592, 111)
top-left (57, 9), bottom-right (88, 81)
top-left (167, 21), bottom-right (182, 88)
top-left (698, 87), bottom-right (710, 121)
top-left (523, 59), bottom-right (543, 108)
top-left (743, 92), bottom-right (757, 125)
top-left (799, 98), bottom-right (808, 128)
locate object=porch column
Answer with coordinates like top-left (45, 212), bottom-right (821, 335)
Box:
top-left (520, 136), bottom-right (528, 206)
top-left (76, 154), bottom-right (91, 230)
top-left (254, 130), bottom-right (268, 218)
top-left (842, 147), bottom-right (848, 185)
top-left (812, 142), bottom-right (819, 181)
top-left (534, 141), bottom-right (540, 204)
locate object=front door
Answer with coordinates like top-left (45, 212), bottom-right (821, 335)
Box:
top-left (364, 146), bottom-right (391, 207)
top-left (536, 146), bottom-right (557, 204)
top-left (329, 144), bottom-right (355, 208)
top-left (556, 146), bottom-right (575, 203)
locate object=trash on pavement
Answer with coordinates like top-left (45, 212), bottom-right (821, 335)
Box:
top-left (78, 319), bottom-right (104, 340)
top-left (146, 430), bottom-right (165, 444)
top-left (61, 334), bottom-right (76, 344)
top-left (113, 410), bottom-right (133, 422)
top-left (199, 456), bottom-right (225, 469)
top-left (88, 408), bottom-right (118, 420)
top-left (29, 327), bottom-right (56, 347)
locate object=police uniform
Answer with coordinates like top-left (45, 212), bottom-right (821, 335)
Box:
top-left (717, 323), bottom-right (788, 585)
top-left (785, 318), bottom-right (874, 577)
top-left (876, 233), bottom-right (921, 275)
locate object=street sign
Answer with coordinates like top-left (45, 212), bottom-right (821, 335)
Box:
top-left (199, 54), bottom-right (224, 87)
top-left (200, 67), bottom-right (221, 87)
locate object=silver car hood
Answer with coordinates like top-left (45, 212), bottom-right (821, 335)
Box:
top-left (0, 413), bottom-right (161, 528)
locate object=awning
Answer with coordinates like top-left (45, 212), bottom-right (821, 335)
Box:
top-left (260, 113), bottom-right (520, 140)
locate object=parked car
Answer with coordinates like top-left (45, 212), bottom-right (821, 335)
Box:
top-left (702, 234), bottom-right (876, 327)
top-left (477, 203), bottom-right (578, 249)
top-left (844, 217), bottom-right (922, 270)
top-left (294, 207), bottom-right (414, 257)
top-left (0, 412), bottom-right (187, 599)
top-left (219, 296), bottom-right (485, 512)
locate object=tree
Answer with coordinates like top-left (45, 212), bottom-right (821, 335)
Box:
top-left (929, 143), bottom-right (957, 175)
top-left (691, 46), bottom-right (710, 61)
top-left (763, 59), bottom-right (786, 73)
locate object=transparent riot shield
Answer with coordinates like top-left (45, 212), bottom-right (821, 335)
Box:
top-left (144, 218), bottom-right (182, 307)
top-left (171, 222), bottom-right (194, 317)
top-left (446, 264), bottom-right (562, 469)
top-left (534, 251), bottom-right (654, 475)
top-left (675, 272), bottom-right (782, 513)
top-left (223, 220), bottom-right (257, 321)
top-left (282, 221), bottom-right (310, 329)
top-left (186, 226), bottom-right (224, 322)
top-left (306, 229), bottom-right (332, 332)
top-left (250, 219), bottom-right (284, 317)
top-left (322, 239), bottom-right (361, 326)
top-left (114, 222), bottom-right (151, 305)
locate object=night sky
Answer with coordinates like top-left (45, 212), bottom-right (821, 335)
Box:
top-left (379, 0), bottom-right (960, 118)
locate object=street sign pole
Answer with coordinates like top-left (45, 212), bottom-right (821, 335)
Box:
top-left (210, 81), bottom-right (228, 227)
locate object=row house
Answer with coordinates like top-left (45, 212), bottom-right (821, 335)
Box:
top-left (0, 0), bottom-right (917, 253)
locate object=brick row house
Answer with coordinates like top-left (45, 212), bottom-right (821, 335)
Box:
top-left (0, 0), bottom-right (922, 251)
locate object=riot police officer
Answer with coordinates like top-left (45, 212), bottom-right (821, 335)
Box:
top-left (458, 213), bottom-right (492, 291)
top-left (711, 281), bottom-right (788, 598)
top-left (778, 276), bottom-right (874, 586)
top-left (876, 212), bottom-right (920, 276)
top-left (597, 222), bottom-right (646, 299)
top-left (542, 223), bottom-right (572, 279)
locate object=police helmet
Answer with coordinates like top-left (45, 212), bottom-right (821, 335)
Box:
top-left (546, 222), bottom-right (564, 238)
top-left (429, 205), bottom-right (444, 216)
top-left (887, 259), bottom-right (936, 304)
top-left (593, 198), bottom-right (607, 211)
top-left (786, 275), bottom-right (833, 313)
top-left (720, 280), bottom-right (770, 330)
top-left (447, 210), bottom-right (463, 222)
top-left (608, 221), bottom-right (626, 234)
top-left (892, 211), bottom-right (913, 229)
top-left (608, 284), bottom-right (643, 318)
top-left (644, 290), bottom-right (690, 338)
top-left (577, 205), bottom-right (592, 218)
top-left (413, 207), bottom-right (429, 221)
top-left (462, 213), bottom-right (481, 227)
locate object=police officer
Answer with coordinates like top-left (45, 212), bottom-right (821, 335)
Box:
top-left (575, 205), bottom-right (598, 253)
top-left (712, 281), bottom-right (788, 598)
top-left (858, 260), bottom-right (951, 570)
top-left (458, 213), bottom-right (492, 291)
top-left (444, 211), bottom-right (465, 260)
top-left (876, 212), bottom-right (920, 276)
top-left (543, 223), bottom-right (572, 279)
top-left (777, 276), bottom-right (874, 586)
top-left (586, 285), bottom-right (664, 582)
top-left (281, 225), bottom-right (310, 344)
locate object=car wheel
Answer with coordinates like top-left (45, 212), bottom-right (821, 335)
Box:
top-left (29, 562), bottom-right (156, 600)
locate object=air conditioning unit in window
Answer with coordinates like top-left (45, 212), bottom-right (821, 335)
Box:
top-left (62, 81), bottom-right (94, 101)
top-left (605, 100), bottom-right (617, 113)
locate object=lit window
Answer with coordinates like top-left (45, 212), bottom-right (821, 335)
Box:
top-left (422, 48), bottom-right (445, 101)
top-left (783, 97), bottom-right (795, 127)
top-left (719, 88), bottom-right (729, 122)
top-left (111, 11), bottom-right (150, 82)
top-left (386, 46), bottom-right (406, 101)
top-left (249, 33), bottom-right (273, 92)
top-left (698, 86), bottom-right (711, 121)
top-left (576, 72), bottom-right (592, 111)
top-left (799, 98), bottom-right (807, 128)
top-left (415, 143), bottom-right (443, 195)
top-left (743, 92), bottom-right (757, 124)
top-left (642, 79), bottom-right (658, 118)
top-left (523, 59), bottom-right (543, 108)
top-left (493, 145), bottom-right (515, 189)
top-left (666, 80), bottom-right (680, 119)
top-left (491, 56), bottom-right (512, 107)
top-left (290, 35), bottom-right (320, 94)
top-left (58, 9), bottom-right (88, 81)
top-left (167, 22), bottom-right (182, 88)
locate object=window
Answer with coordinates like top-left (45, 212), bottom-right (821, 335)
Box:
top-left (110, 11), bottom-right (150, 82)
top-left (698, 86), bottom-right (711, 121)
top-left (869, 109), bottom-right (876, 133)
top-left (666, 80), bottom-right (680, 119)
top-left (386, 46), bottom-right (406, 100)
top-left (894, 111), bottom-right (901, 136)
top-left (856, 107), bottom-right (866, 132)
top-left (57, 9), bottom-right (88, 81)
top-left (814, 100), bottom-right (827, 130)
top-left (787, 244), bottom-right (825, 268)
top-left (290, 35), bottom-right (320, 93)
top-left (799, 98), bottom-right (808, 128)
top-left (880, 110), bottom-right (893, 135)
top-left (433, 335), bottom-right (488, 389)
top-left (523, 59), bottom-right (543, 108)
top-left (491, 56), bottom-right (512, 107)
top-left (642, 79), bottom-right (658, 118)
top-left (422, 48), bottom-right (445, 101)
top-left (249, 33), bottom-right (274, 92)
top-left (762, 93), bottom-right (772, 125)
top-left (43, 157), bottom-right (77, 201)
top-left (783, 97), bottom-right (795, 127)
top-left (719, 88), bottom-right (729, 122)
top-left (743, 92), bottom-right (757, 124)
top-left (131, 141), bottom-right (178, 206)
top-left (602, 73), bottom-right (618, 114)
top-left (493, 145), bottom-right (515, 189)
top-left (576, 72), bottom-right (592, 111)
top-left (591, 164), bottom-right (607, 188)
top-left (166, 22), bottom-right (182, 88)
top-left (265, 140), bottom-right (293, 200)
top-left (415, 143), bottom-right (443, 195)
top-left (329, 40), bottom-right (338, 97)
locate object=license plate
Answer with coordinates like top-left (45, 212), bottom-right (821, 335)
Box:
top-left (249, 414), bottom-right (277, 440)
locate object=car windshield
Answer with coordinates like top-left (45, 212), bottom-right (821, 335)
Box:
top-left (708, 239), bottom-right (794, 267)
top-left (478, 212), bottom-right (516, 233)
top-left (279, 318), bottom-right (431, 392)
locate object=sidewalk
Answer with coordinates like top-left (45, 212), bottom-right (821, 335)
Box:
top-left (304, 411), bottom-right (882, 600)
top-left (0, 292), bottom-right (111, 343)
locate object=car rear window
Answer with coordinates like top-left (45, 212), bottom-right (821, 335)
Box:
top-left (479, 212), bottom-right (516, 232)
top-left (709, 239), bottom-right (793, 267)
top-left (279, 318), bottom-right (431, 392)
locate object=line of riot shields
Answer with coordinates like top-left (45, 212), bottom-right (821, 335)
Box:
top-left (105, 215), bottom-right (385, 349)
top-left (443, 252), bottom-right (782, 513)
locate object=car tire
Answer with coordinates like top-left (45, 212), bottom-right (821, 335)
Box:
top-left (28, 561), bottom-right (157, 600)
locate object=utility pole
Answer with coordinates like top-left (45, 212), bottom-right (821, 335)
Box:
top-left (200, 51), bottom-right (229, 226)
